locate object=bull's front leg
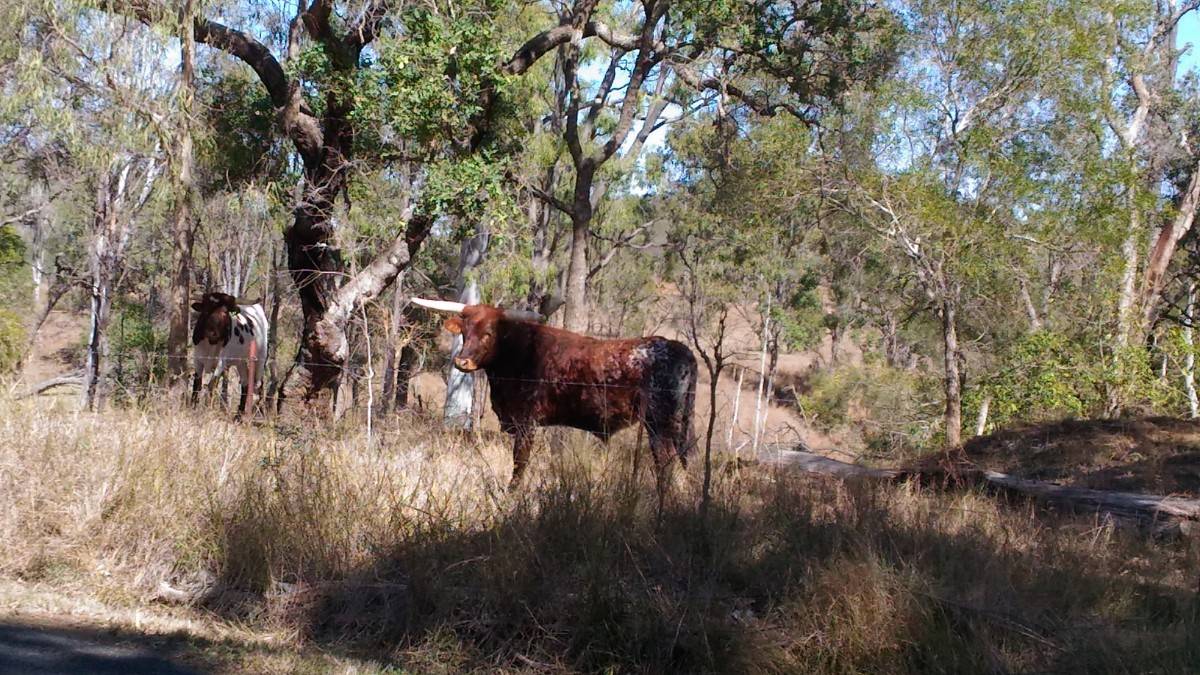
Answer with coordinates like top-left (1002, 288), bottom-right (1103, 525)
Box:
top-left (508, 424), bottom-right (535, 490)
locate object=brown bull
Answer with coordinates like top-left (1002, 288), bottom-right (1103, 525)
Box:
top-left (414, 299), bottom-right (698, 496)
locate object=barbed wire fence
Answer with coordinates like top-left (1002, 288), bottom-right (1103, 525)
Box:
top-left (20, 339), bottom-right (834, 459)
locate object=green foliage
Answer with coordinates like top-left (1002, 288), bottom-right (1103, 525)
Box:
top-left (109, 299), bottom-right (167, 399)
top-left (967, 332), bottom-right (1179, 433)
top-left (199, 68), bottom-right (281, 187)
top-left (802, 363), bottom-right (941, 456)
top-left (969, 331), bottom-right (1104, 430)
top-left (354, 1), bottom-right (513, 154)
top-left (0, 225), bottom-right (28, 375)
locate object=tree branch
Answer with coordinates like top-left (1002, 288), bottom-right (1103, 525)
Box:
top-left (346, 0), bottom-right (391, 48)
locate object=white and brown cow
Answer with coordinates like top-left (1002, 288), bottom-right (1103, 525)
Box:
top-left (191, 292), bottom-right (268, 417)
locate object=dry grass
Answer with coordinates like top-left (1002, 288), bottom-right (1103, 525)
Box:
top-left (1, 396), bottom-right (1199, 673)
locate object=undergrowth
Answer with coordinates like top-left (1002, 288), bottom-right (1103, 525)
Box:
top-left (1, 397), bottom-right (1197, 673)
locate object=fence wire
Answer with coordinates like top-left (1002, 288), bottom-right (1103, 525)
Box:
top-left (27, 344), bottom-right (821, 452)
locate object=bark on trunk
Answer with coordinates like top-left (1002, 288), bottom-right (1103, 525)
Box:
top-left (166, 0), bottom-right (197, 380)
top-left (941, 299), bottom-right (963, 449)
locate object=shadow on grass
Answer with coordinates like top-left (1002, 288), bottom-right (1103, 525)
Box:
top-left (960, 416), bottom-right (1200, 495)
top-left (0, 619), bottom-right (261, 675)
top-left (203, 460), bottom-right (1200, 674)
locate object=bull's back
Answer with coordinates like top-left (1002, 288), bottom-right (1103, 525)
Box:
top-left (488, 330), bottom-right (693, 435)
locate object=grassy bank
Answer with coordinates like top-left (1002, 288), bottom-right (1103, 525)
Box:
top-left (1, 398), bottom-right (1197, 673)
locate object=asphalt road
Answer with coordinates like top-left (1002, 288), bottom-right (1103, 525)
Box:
top-left (0, 621), bottom-right (203, 675)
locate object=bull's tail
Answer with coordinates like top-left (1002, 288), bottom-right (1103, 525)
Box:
top-left (676, 351), bottom-right (698, 466)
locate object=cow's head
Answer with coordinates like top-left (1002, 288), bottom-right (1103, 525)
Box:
top-left (410, 298), bottom-right (544, 373)
top-left (191, 292), bottom-right (239, 346)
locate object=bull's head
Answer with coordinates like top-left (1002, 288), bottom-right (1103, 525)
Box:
top-left (411, 298), bottom-right (544, 373)
top-left (191, 292), bottom-right (261, 346)
top-left (191, 292), bottom-right (239, 346)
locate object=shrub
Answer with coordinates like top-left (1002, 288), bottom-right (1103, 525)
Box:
top-left (802, 363), bottom-right (941, 457)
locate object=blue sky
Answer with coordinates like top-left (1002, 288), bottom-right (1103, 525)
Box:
top-left (1181, 13), bottom-right (1200, 74)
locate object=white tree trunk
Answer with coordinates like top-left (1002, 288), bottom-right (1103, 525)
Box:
top-left (751, 294), bottom-right (771, 455)
top-left (1185, 283), bottom-right (1199, 418)
top-left (974, 394), bottom-right (991, 437)
top-left (726, 367), bottom-right (744, 451)
top-left (445, 229), bottom-right (489, 428)
top-left (26, 175), bottom-right (50, 315)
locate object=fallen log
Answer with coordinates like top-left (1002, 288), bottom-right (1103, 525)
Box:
top-left (980, 470), bottom-right (1200, 521)
top-left (755, 446), bottom-right (1200, 523)
top-left (17, 372), bottom-right (84, 400)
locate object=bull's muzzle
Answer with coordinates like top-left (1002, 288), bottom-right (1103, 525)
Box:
top-left (453, 357), bottom-right (478, 372)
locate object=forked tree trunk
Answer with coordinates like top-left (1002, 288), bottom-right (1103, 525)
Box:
top-left (166, 0), bottom-right (197, 381)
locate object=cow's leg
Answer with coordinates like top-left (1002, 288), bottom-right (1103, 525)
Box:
top-left (508, 425), bottom-right (535, 490)
top-left (190, 368), bottom-right (202, 406)
top-left (646, 429), bottom-right (676, 509)
top-left (233, 362), bottom-right (249, 421)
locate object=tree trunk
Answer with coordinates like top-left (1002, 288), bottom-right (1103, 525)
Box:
top-left (752, 294), bottom-right (771, 455)
top-left (1115, 184), bottom-right (1144, 349)
top-left (974, 394), bottom-right (991, 437)
top-left (263, 245), bottom-right (284, 405)
top-left (25, 172), bottom-right (50, 315)
top-left (1143, 161), bottom-right (1200, 327)
top-left (726, 366), bottom-right (744, 451)
top-left (445, 228), bottom-right (489, 428)
top-left (382, 288), bottom-right (419, 412)
top-left (1185, 283), bottom-right (1198, 418)
top-left (941, 299), bottom-right (962, 448)
top-left (166, 0), bottom-right (197, 381)
top-left (81, 169), bottom-right (125, 411)
top-left (562, 163), bottom-right (595, 333)
top-left (381, 286), bottom-right (404, 413)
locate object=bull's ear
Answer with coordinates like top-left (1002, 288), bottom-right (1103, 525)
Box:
top-left (444, 317), bottom-right (463, 335)
top-left (191, 302), bottom-right (204, 311)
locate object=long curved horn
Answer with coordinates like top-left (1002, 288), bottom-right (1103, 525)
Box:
top-left (503, 309), bottom-right (546, 323)
top-left (410, 297), bottom-right (467, 313)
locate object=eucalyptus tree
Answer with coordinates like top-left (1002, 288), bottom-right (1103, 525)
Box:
top-left (1086, 0), bottom-right (1200, 348)
top-left (12, 9), bottom-right (173, 407)
top-left (821, 0), bottom-right (1087, 446)
top-left (543, 0), bottom-right (891, 331)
